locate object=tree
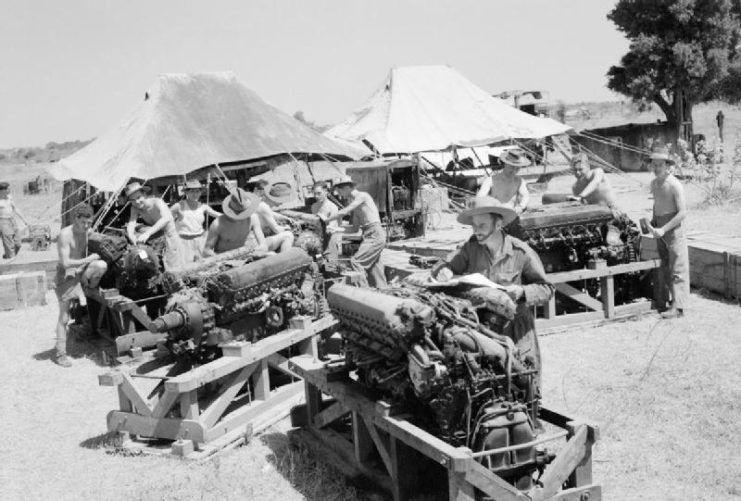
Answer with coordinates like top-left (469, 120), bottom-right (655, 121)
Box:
top-left (607, 0), bottom-right (741, 142)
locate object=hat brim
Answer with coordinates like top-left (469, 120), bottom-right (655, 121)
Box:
top-left (334, 181), bottom-right (356, 188)
top-left (222, 192), bottom-right (259, 220)
top-left (126, 185), bottom-right (152, 199)
top-left (264, 183), bottom-right (298, 204)
top-left (649, 154), bottom-right (676, 165)
top-left (500, 156), bottom-right (532, 168)
top-left (457, 206), bottom-right (517, 226)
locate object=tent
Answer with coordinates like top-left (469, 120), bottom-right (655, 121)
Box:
top-left (48, 72), bottom-right (364, 191)
top-left (325, 65), bottom-right (572, 154)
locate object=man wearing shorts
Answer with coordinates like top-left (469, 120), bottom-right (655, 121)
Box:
top-left (54, 204), bottom-right (106, 367)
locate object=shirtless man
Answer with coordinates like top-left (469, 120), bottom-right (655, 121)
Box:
top-left (54, 204), bottom-right (106, 367)
top-left (569, 153), bottom-right (617, 207)
top-left (249, 179), bottom-right (294, 253)
top-left (646, 147), bottom-right (689, 319)
top-left (310, 181), bottom-right (342, 262)
top-left (324, 175), bottom-right (386, 287)
top-left (203, 188), bottom-right (265, 255)
top-left (477, 149), bottom-right (530, 214)
top-left (125, 182), bottom-right (185, 270)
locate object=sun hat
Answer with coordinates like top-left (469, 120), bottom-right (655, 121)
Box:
top-left (183, 179), bottom-right (203, 191)
top-left (649, 146), bottom-right (676, 165)
top-left (500, 149), bottom-right (532, 168)
top-left (265, 181), bottom-right (297, 204)
top-left (221, 188), bottom-right (260, 220)
top-left (334, 175), bottom-right (356, 188)
top-left (457, 196), bottom-right (517, 226)
top-left (124, 181), bottom-right (152, 199)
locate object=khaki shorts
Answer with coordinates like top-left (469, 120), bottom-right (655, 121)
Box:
top-left (55, 265), bottom-right (85, 303)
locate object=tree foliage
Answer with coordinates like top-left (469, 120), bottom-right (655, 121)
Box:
top-left (607, 0), bottom-right (741, 130)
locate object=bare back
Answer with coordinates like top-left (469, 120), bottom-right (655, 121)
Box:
top-left (208, 215), bottom-right (254, 253)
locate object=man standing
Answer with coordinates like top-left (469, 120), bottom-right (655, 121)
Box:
top-left (203, 188), bottom-right (265, 255)
top-left (431, 196), bottom-right (554, 386)
top-left (568, 153), bottom-right (617, 207)
top-left (0, 181), bottom-right (29, 259)
top-left (249, 179), bottom-right (294, 253)
top-left (310, 181), bottom-right (342, 262)
top-left (125, 182), bottom-right (185, 270)
top-left (324, 175), bottom-right (387, 287)
top-left (54, 204), bottom-right (105, 367)
top-left (716, 110), bottom-right (725, 143)
top-left (647, 147), bottom-right (689, 319)
top-left (170, 180), bottom-right (221, 263)
top-left (477, 149), bottom-right (531, 214)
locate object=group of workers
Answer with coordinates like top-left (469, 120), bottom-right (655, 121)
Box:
top-left (51, 174), bottom-right (386, 367)
top-left (49, 145), bottom-right (688, 368)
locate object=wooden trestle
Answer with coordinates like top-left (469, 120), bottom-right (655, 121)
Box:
top-left (98, 315), bottom-right (336, 460)
top-left (288, 355), bottom-right (601, 501)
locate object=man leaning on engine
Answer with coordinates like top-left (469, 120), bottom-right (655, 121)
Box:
top-left (431, 196), bottom-right (554, 382)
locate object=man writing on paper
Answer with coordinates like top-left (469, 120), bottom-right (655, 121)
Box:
top-left (431, 196), bottom-right (554, 383)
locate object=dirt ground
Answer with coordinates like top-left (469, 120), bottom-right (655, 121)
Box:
top-left (3, 162), bottom-right (741, 500)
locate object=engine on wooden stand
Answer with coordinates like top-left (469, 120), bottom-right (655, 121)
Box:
top-left (148, 248), bottom-right (322, 367)
top-left (87, 231), bottom-right (173, 300)
top-left (327, 284), bottom-right (551, 490)
top-left (507, 201), bottom-right (648, 307)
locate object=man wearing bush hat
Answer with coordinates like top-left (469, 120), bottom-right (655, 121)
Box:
top-left (431, 196), bottom-right (554, 385)
top-left (125, 181), bottom-right (185, 270)
top-left (646, 146), bottom-right (689, 319)
top-left (477, 148), bottom-right (531, 214)
top-left (324, 175), bottom-right (387, 287)
top-left (203, 187), bottom-right (265, 256)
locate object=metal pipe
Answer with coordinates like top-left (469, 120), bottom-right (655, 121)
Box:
top-left (470, 429), bottom-right (568, 458)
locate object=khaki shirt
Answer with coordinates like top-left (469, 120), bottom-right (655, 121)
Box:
top-left (442, 232), bottom-right (554, 355)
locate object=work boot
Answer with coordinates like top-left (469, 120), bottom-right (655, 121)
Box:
top-left (660, 307), bottom-right (684, 319)
top-left (54, 354), bottom-right (73, 368)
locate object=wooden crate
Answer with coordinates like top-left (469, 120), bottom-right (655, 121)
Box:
top-left (98, 315), bottom-right (337, 460)
top-left (641, 232), bottom-right (741, 300)
top-left (288, 355), bottom-right (601, 501)
top-left (0, 271), bottom-right (47, 310)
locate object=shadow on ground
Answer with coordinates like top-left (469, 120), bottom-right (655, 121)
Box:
top-left (80, 431), bottom-right (124, 450)
top-left (32, 323), bottom-right (114, 367)
top-left (260, 431), bottom-right (374, 501)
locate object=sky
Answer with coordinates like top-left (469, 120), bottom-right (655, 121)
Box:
top-left (0, 0), bottom-right (629, 148)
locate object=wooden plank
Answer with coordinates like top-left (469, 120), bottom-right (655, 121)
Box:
top-left (549, 485), bottom-right (602, 501)
top-left (464, 460), bottom-right (529, 501)
top-left (180, 390), bottom-right (199, 420)
top-left (203, 380), bottom-right (304, 442)
top-left (252, 359), bottom-right (271, 401)
top-left (120, 373), bottom-right (153, 417)
top-left (313, 401), bottom-right (351, 429)
top-left (353, 411), bottom-right (374, 464)
top-left (361, 414), bottom-right (394, 479)
top-left (200, 362), bottom-right (257, 429)
top-left (554, 282), bottom-right (603, 312)
top-left (151, 388), bottom-right (180, 418)
top-left (600, 276), bottom-right (615, 319)
top-left (535, 311), bottom-right (605, 331)
top-left (107, 411), bottom-right (205, 442)
top-left (448, 471), bottom-right (476, 501)
top-left (546, 259), bottom-right (660, 283)
top-left (528, 425), bottom-right (589, 501)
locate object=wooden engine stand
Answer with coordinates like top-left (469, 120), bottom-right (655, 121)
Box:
top-left (98, 315), bottom-right (335, 460)
top-left (537, 258), bottom-right (661, 334)
top-left (288, 355), bottom-right (601, 501)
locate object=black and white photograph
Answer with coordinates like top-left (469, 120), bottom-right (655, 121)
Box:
top-left (2, 1), bottom-right (740, 500)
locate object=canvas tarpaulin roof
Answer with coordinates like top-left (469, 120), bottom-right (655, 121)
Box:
top-left (325, 65), bottom-right (572, 154)
top-left (48, 72), bottom-right (365, 191)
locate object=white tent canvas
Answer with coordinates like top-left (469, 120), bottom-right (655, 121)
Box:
top-left (326, 65), bottom-right (571, 154)
top-left (48, 72), bottom-right (364, 191)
